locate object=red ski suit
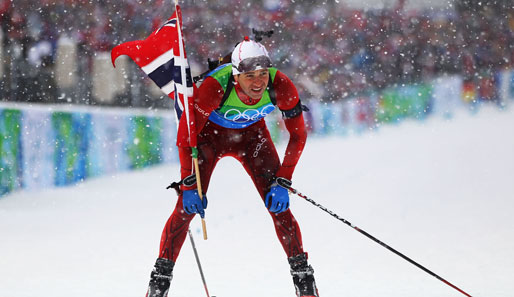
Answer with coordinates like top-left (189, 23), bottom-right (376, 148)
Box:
top-left (159, 70), bottom-right (308, 262)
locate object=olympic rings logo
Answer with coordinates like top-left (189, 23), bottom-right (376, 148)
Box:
top-left (223, 104), bottom-right (276, 122)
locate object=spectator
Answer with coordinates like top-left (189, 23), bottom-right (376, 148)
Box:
top-left (1, 0), bottom-right (512, 107)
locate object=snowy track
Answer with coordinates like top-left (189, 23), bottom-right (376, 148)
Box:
top-left (1, 106), bottom-right (513, 297)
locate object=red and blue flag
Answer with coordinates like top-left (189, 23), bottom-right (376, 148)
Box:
top-left (111, 5), bottom-right (197, 147)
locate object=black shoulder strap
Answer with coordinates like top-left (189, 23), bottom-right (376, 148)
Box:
top-left (218, 72), bottom-right (276, 110)
top-left (217, 74), bottom-right (235, 110)
top-left (267, 72), bottom-right (276, 105)
top-left (268, 72), bottom-right (308, 119)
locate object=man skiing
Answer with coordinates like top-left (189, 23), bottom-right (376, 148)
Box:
top-left (146, 37), bottom-right (319, 297)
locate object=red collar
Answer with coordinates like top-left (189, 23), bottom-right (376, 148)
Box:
top-left (234, 83), bottom-right (261, 105)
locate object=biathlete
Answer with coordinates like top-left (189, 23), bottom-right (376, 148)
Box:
top-left (146, 37), bottom-right (319, 297)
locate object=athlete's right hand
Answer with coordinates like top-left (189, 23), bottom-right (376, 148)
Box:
top-left (182, 189), bottom-right (208, 218)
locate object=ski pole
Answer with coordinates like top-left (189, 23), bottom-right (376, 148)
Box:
top-left (188, 229), bottom-right (214, 297)
top-left (285, 184), bottom-right (473, 297)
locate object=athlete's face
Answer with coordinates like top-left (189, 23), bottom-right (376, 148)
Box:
top-left (234, 69), bottom-right (270, 100)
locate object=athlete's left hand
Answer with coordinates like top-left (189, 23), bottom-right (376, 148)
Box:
top-left (265, 178), bottom-right (291, 213)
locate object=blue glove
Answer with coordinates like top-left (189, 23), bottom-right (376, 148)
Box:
top-left (265, 178), bottom-right (291, 213)
top-left (182, 189), bottom-right (208, 218)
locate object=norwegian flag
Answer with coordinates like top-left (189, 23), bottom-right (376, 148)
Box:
top-left (111, 5), bottom-right (197, 147)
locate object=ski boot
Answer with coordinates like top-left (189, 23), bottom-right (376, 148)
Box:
top-left (146, 258), bottom-right (175, 297)
top-left (288, 253), bottom-right (319, 297)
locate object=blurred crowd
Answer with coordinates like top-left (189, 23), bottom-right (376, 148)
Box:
top-left (1, 0), bottom-right (513, 107)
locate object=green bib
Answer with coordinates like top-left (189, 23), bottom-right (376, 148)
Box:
top-left (208, 64), bottom-right (278, 129)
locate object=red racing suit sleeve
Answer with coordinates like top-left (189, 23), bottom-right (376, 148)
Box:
top-left (176, 77), bottom-right (224, 190)
top-left (273, 70), bottom-right (308, 181)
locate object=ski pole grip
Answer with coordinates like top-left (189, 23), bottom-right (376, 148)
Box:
top-left (276, 177), bottom-right (292, 189)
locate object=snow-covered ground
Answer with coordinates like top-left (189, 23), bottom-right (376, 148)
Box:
top-left (1, 105), bottom-right (513, 297)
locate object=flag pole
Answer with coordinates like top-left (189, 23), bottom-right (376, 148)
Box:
top-left (174, 0), bottom-right (208, 240)
top-left (192, 149), bottom-right (207, 240)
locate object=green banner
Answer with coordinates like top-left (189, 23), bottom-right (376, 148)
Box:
top-left (52, 112), bottom-right (91, 186)
top-left (0, 109), bottom-right (22, 195)
top-left (127, 116), bottom-right (163, 169)
top-left (377, 84), bottom-right (432, 123)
